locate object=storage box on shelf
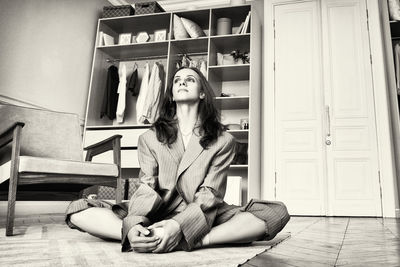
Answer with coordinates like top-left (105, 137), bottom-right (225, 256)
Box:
top-left (135, 1), bottom-right (165, 15)
top-left (103, 5), bottom-right (135, 18)
top-left (84, 3), bottom-right (262, 204)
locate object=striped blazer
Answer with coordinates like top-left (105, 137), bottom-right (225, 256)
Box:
top-left (121, 125), bottom-right (236, 251)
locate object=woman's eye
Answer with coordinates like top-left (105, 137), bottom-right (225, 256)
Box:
top-left (173, 78), bottom-right (180, 84)
top-left (186, 77), bottom-right (195, 83)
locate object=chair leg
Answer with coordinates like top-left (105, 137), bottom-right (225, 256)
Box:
top-left (6, 172), bottom-right (18, 236)
top-left (116, 176), bottom-right (122, 203)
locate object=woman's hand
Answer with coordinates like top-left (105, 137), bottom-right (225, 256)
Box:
top-left (127, 224), bottom-right (161, 253)
top-left (148, 219), bottom-right (182, 253)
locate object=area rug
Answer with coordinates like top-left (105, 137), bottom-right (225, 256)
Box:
top-left (0, 218), bottom-right (290, 267)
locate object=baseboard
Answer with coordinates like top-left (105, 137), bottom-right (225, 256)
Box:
top-left (0, 201), bottom-right (70, 216)
top-left (396, 209), bottom-right (400, 218)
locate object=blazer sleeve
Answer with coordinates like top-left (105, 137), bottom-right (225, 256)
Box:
top-left (121, 134), bottom-right (163, 252)
top-left (172, 135), bottom-right (236, 250)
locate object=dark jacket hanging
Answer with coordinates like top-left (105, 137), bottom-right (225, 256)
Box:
top-left (128, 64), bottom-right (140, 96)
top-left (100, 65), bottom-right (119, 120)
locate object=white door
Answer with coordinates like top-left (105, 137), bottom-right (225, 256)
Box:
top-left (321, 0), bottom-right (382, 216)
top-left (274, 1), bottom-right (327, 215)
top-left (274, 0), bottom-right (382, 216)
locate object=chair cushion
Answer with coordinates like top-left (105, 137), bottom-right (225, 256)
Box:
top-left (0, 157), bottom-right (118, 185)
top-left (17, 156), bottom-right (119, 177)
top-left (0, 161), bottom-right (11, 184)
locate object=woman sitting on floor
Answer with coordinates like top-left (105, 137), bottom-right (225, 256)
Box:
top-left (65, 66), bottom-right (290, 253)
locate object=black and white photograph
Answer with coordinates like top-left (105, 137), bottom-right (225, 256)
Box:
top-left (0, 0), bottom-right (400, 266)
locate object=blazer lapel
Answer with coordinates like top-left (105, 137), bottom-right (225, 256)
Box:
top-left (166, 130), bottom-right (185, 164)
top-left (176, 123), bottom-right (204, 179)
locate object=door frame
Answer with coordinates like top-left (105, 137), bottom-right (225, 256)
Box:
top-left (262, 0), bottom-right (399, 217)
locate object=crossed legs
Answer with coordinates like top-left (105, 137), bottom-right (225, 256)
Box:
top-left (69, 208), bottom-right (265, 247)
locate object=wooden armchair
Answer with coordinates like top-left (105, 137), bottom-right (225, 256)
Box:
top-left (0, 104), bottom-right (123, 236)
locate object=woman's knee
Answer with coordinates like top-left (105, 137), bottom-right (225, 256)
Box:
top-left (69, 210), bottom-right (85, 227)
top-left (272, 201), bottom-right (290, 225)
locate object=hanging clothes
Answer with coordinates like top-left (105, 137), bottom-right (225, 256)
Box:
top-left (200, 60), bottom-right (207, 77)
top-left (128, 63), bottom-right (139, 96)
top-left (116, 63), bottom-right (127, 123)
top-left (100, 65), bottom-right (119, 120)
top-left (139, 62), bottom-right (163, 124)
top-left (136, 63), bottom-right (150, 124)
top-left (149, 63), bottom-right (165, 122)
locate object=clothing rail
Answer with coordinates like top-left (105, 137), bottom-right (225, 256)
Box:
top-left (106, 52), bottom-right (207, 63)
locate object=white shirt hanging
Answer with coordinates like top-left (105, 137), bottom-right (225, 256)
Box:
top-left (116, 63), bottom-right (127, 123)
top-left (140, 63), bottom-right (162, 123)
top-left (136, 63), bottom-right (150, 124)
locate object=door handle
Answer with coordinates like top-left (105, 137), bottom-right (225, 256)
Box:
top-left (325, 105), bottom-right (331, 137)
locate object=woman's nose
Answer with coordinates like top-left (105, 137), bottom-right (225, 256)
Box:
top-left (179, 80), bottom-right (186, 86)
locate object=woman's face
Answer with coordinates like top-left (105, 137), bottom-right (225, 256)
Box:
top-left (172, 68), bottom-right (205, 103)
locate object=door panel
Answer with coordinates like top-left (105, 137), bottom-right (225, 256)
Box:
top-left (321, 0), bottom-right (381, 216)
top-left (274, 1), bottom-right (326, 215)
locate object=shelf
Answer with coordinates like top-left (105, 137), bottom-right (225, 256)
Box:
top-left (210, 5), bottom-right (251, 36)
top-left (100, 13), bottom-right (171, 34)
top-left (208, 64), bottom-right (250, 81)
top-left (215, 96), bottom-right (249, 109)
top-left (97, 41), bottom-right (169, 59)
top-left (210, 34), bottom-right (250, 54)
top-left (170, 37), bottom-right (209, 54)
top-left (229, 164), bottom-right (248, 169)
top-left (227, 129), bottom-right (248, 140)
top-left (210, 33), bottom-right (251, 38)
top-left (86, 125), bottom-right (151, 130)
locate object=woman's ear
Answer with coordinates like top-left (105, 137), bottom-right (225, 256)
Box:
top-left (200, 92), bottom-right (205, 99)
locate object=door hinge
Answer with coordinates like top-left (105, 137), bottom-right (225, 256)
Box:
top-left (370, 54), bottom-right (373, 65)
top-left (273, 19), bottom-right (276, 39)
top-left (274, 172), bottom-right (277, 199)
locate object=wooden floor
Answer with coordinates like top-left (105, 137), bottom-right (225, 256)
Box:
top-left (243, 216), bottom-right (400, 267)
top-left (1, 215), bottom-right (399, 266)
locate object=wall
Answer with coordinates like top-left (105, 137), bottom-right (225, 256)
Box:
top-left (0, 0), bottom-right (109, 120)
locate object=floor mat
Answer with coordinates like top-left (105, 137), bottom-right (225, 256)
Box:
top-left (0, 221), bottom-right (290, 267)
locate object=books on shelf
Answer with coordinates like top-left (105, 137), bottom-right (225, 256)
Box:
top-left (235, 22), bottom-right (244, 34)
top-left (241, 11), bottom-right (251, 34)
top-left (99, 31), bottom-right (115, 46)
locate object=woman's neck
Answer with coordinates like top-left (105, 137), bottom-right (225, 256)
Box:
top-left (176, 102), bottom-right (199, 134)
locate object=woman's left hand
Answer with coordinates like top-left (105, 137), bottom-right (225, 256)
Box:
top-left (148, 219), bottom-right (182, 253)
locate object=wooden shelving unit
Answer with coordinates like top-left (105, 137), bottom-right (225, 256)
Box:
top-left (83, 3), bottom-right (262, 203)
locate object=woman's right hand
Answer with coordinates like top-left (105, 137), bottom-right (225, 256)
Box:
top-left (127, 224), bottom-right (161, 253)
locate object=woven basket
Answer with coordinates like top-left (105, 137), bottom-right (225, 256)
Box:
top-left (103, 5), bottom-right (134, 18)
top-left (135, 1), bottom-right (165, 15)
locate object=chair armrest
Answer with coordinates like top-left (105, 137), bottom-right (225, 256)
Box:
top-left (84, 134), bottom-right (122, 161)
top-left (0, 122), bottom-right (25, 149)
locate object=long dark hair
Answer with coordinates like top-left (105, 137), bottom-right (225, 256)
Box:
top-left (152, 66), bottom-right (226, 149)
